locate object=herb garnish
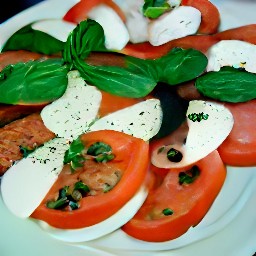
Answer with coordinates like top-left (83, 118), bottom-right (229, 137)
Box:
top-left (64, 137), bottom-right (115, 172)
top-left (179, 166), bottom-right (200, 185)
top-left (143, 0), bottom-right (171, 19)
top-left (162, 208), bottom-right (174, 216)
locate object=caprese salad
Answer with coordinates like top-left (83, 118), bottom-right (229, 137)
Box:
top-left (0, 0), bottom-right (255, 244)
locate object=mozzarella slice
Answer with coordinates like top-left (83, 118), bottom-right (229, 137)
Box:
top-left (90, 99), bottom-right (162, 141)
top-left (1, 137), bottom-right (70, 218)
top-left (207, 40), bottom-right (256, 73)
top-left (152, 100), bottom-right (234, 168)
top-left (37, 181), bottom-right (148, 242)
top-left (32, 19), bottom-right (76, 42)
top-left (41, 71), bottom-right (102, 139)
top-left (88, 4), bottom-right (129, 50)
top-left (168, 0), bottom-right (181, 8)
top-left (148, 6), bottom-right (201, 46)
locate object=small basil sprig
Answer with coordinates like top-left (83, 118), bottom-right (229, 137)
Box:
top-left (63, 18), bottom-right (107, 64)
top-left (195, 66), bottom-right (256, 102)
top-left (2, 23), bottom-right (65, 55)
top-left (143, 0), bottom-right (171, 19)
top-left (0, 58), bottom-right (69, 104)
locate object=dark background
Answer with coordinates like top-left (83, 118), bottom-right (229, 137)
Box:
top-left (0, 0), bottom-right (44, 23)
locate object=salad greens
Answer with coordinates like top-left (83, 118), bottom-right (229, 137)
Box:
top-left (195, 66), bottom-right (256, 103)
top-left (2, 23), bottom-right (65, 55)
top-left (0, 19), bottom-right (208, 103)
top-left (0, 58), bottom-right (68, 104)
top-left (64, 20), bottom-right (207, 98)
top-left (143, 0), bottom-right (171, 19)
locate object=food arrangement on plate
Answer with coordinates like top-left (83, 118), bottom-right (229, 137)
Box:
top-left (0, 0), bottom-right (256, 254)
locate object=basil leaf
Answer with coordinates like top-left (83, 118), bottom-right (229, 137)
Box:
top-left (64, 20), bottom-right (207, 98)
top-left (64, 137), bottom-right (85, 164)
top-left (156, 48), bottom-right (208, 85)
top-left (75, 57), bottom-right (158, 98)
top-left (63, 19), bottom-right (107, 65)
top-left (143, 0), bottom-right (171, 18)
top-left (0, 58), bottom-right (68, 104)
top-left (2, 23), bottom-right (65, 55)
top-left (195, 66), bottom-right (256, 102)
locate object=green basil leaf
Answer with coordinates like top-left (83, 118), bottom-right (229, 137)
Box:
top-left (156, 48), bottom-right (208, 85)
top-left (195, 66), bottom-right (256, 103)
top-left (143, 0), bottom-right (171, 18)
top-left (63, 19), bottom-right (107, 65)
top-left (0, 58), bottom-right (68, 104)
top-left (74, 57), bottom-right (158, 98)
top-left (64, 136), bottom-right (85, 164)
top-left (2, 23), bottom-right (65, 55)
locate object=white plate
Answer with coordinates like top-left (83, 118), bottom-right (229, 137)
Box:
top-left (1, 0), bottom-right (256, 255)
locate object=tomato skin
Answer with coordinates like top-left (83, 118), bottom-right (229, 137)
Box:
top-left (218, 100), bottom-right (256, 166)
top-left (63, 0), bottom-right (126, 24)
top-left (215, 24), bottom-right (256, 45)
top-left (31, 130), bottom-right (149, 229)
top-left (121, 35), bottom-right (217, 59)
top-left (122, 151), bottom-right (226, 242)
top-left (181, 0), bottom-right (220, 34)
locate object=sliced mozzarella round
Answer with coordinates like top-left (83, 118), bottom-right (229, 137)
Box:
top-left (37, 181), bottom-right (148, 242)
top-left (207, 40), bottom-right (256, 73)
top-left (1, 137), bottom-right (70, 218)
top-left (31, 19), bottom-right (76, 42)
top-left (90, 99), bottom-right (162, 141)
top-left (41, 71), bottom-right (102, 139)
top-left (148, 6), bottom-right (201, 46)
top-left (152, 100), bottom-right (234, 168)
top-left (87, 4), bottom-right (129, 50)
top-left (120, 0), bottom-right (149, 44)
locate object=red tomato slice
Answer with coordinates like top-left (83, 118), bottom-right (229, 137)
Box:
top-left (63, 0), bottom-right (126, 24)
top-left (31, 130), bottom-right (149, 229)
top-left (99, 91), bottom-right (143, 117)
top-left (215, 24), bottom-right (256, 45)
top-left (218, 100), bottom-right (256, 166)
top-left (122, 150), bottom-right (226, 242)
top-left (121, 34), bottom-right (217, 59)
top-left (181, 0), bottom-right (220, 34)
top-left (0, 50), bottom-right (48, 72)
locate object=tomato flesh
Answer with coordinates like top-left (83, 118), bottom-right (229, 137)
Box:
top-left (31, 130), bottom-right (149, 229)
top-left (122, 150), bottom-right (226, 242)
top-left (218, 100), bottom-right (256, 166)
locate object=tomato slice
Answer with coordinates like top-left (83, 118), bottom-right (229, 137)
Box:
top-left (31, 130), bottom-right (149, 229)
top-left (121, 34), bottom-right (217, 59)
top-left (215, 24), bottom-right (256, 45)
top-left (0, 50), bottom-right (48, 72)
top-left (63, 0), bottom-right (126, 24)
top-left (99, 90), bottom-right (143, 117)
top-left (122, 150), bottom-right (226, 242)
top-left (181, 0), bottom-right (220, 34)
top-left (218, 100), bottom-right (256, 166)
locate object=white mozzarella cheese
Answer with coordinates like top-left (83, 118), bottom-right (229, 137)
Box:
top-left (207, 40), bottom-right (256, 73)
top-left (1, 137), bottom-right (70, 218)
top-left (88, 4), bottom-right (129, 50)
top-left (148, 6), bottom-right (201, 46)
top-left (90, 99), bottom-right (163, 141)
top-left (32, 19), bottom-right (76, 42)
top-left (40, 71), bottom-right (102, 139)
top-left (168, 0), bottom-right (182, 8)
top-left (151, 100), bottom-right (234, 168)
